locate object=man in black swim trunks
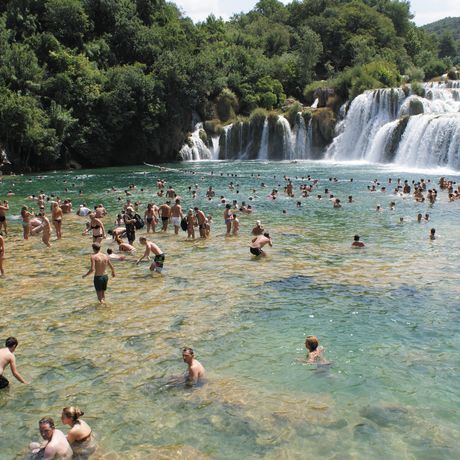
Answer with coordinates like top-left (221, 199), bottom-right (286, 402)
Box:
top-left (82, 243), bottom-right (116, 304)
top-left (0, 337), bottom-right (29, 388)
top-left (123, 207), bottom-right (136, 244)
top-left (249, 233), bottom-right (272, 257)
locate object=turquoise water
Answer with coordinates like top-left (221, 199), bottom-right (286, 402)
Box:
top-left (0, 161), bottom-right (459, 459)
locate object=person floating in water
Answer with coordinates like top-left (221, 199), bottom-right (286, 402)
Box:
top-left (61, 406), bottom-right (97, 458)
top-left (305, 336), bottom-right (326, 364)
top-left (29, 417), bottom-right (73, 459)
top-left (0, 337), bottom-right (29, 388)
top-left (250, 233), bottom-right (272, 257)
top-left (351, 235), bottom-right (365, 247)
top-left (82, 243), bottom-right (116, 304)
top-left (137, 237), bottom-right (165, 273)
top-left (182, 347), bottom-right (206, 387)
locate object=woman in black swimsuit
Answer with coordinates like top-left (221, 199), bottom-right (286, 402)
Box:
top-left (88, 213), bottom-right (105, 243)
top-left (61, 407), bottom-right (96, 459)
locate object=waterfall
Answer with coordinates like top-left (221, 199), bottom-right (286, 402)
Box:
top-left (394, 113), bottom-right (460, 169)
top-left (258, 119), bottom-right (269, 160)
top-left (179, 122), bottom-right (213, 161)
top-left (327, 88), bottom-right (406, 160)
top-left (277, 116), bottom-right (295, 160)
top-left (328, 81), bottom-right (460, 169)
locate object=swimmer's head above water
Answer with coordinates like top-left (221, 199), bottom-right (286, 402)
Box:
top-left (305, 335), bottom-right (319, 352)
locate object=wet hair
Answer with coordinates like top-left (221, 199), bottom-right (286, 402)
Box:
top-left (39, 417), bottom-right (55, 428)
top-left (354, 235), bottom-right (360, 241)
top-left (92, 243), bottom-right (101, 252)
top-left (139, 237), bottom-right (147, 243)
top-left (107, 248), bottom-right (113, 255)
top-left (5, 337), bottom-right (18, 348)
top-left (182, 347), bottom-right (194, 356)
top-left (305, 336), bottom-right (319, 352)
top-left (263, 232), bottom-right (270, 238)
top-left (62, 407), bottom-right (84, 423)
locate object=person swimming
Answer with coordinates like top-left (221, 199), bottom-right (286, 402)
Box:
top-left (61, 406), bottom-right (97, 460)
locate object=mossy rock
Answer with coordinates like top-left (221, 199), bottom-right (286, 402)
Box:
top-left (311, 108), bottom-right (336, 145)
top-left (199, 129), bottom-right (208, 143)
top-left (408, 99), bottom-right (424, 116)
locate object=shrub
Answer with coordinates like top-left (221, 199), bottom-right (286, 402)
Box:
top-left (410, 81), bottom-right (425, 97)
top-left (216, 88), bottom-right (239, 122)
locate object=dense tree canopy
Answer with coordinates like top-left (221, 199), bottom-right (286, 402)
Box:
top-left (0, 0), bottom-right (454, 171)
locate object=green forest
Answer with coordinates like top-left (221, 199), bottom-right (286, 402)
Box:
top-left (0, 0), bottom-right (457, 171)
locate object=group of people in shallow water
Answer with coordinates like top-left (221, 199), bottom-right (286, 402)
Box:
top-left (1, 169), bottom-right (456, 458)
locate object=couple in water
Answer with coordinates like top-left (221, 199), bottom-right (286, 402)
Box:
top-left (29, 407), bottom-right (95, 459)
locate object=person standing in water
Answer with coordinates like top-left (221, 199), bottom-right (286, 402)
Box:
top-left (223, 204), bottom-right (233, 236)
top-left (123, 207), bottom-right (136, 244)
top-left (0, 337), bottom-right (29, 388)
top-left (51, 202), bottom-right (63, 240)
top-left (170, 198), bottom-right (184, 235)
top-left (0, 200), bottom-right (9, 236)
top-left (136, 237), bottom-right (165, 273)
top-left (61, 406), bottom-right (96, 458)
top-left (39, 211), bottom-right (52, 247)
top-left (82, 243), bottom-right (116, 304)
top-left (0, 231), bottom-right (4, 277)
top-left (159, 201), bottom-right (172, 232)
top-left (29, 417), bottom-right (73, 460)
top-left (182, 347), bottom-right (206, 386)
top-left (351, 235), bottom-right (365, 247)
top-left (250, 233), bottom-right (272, 257)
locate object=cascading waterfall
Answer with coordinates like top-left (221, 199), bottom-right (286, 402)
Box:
top-left (258, 119), bottom-right (269, 160)
top-left (179, 122), bottom-right (213, 161)
top-left (178, 80), bottom-right (460, 169)
top-left (327, 81), bottom-right (460, 169)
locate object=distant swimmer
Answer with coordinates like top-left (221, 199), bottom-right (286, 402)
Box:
top-left (305, 335), bottom-right (326, 364)
top-left (182, 347), bottom-right (206, 387)
top-left (0, 232), bottom-right (4, 276)
top-left (224, 204), bottom-right (233, 236)
top-left (351, 235), bottom-right (365, 247)
top-left (250, 232), bottom-right (272, 257)
top-left (430, 228), bottom-right (436, 240)
top-left (61, 406), bottom-right (96, 458)
top-left (29, 417), bottom-right (73, 460)
top-left (82, 243), bottom-right (116, 304)
top-left (0, 337), bottom-right (29, 388)
top-left (137, 237), bottom-right (165, 273)
top-left (39, 211), bottom-right (52, 247)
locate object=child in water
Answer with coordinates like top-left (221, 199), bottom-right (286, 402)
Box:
top-left (305, 336), bottom-right (326, 364)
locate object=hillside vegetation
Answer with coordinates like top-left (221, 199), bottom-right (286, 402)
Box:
top-left (0, 0), bottom-right (457, 171)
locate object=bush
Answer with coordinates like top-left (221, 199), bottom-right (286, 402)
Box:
top-left (410, 81), bottom-right (425, 97)
top-left (216, 88), bottom-right (239, 122)
top-left (423, 59), bottom-right (446, 80)
top-left (405, 65), bottom-right (425, 82)
top-left (303, 80), bottom-right (327, 105)
top-left (447, 69), bottom-right (458, 80)
top-left (249, 107), bottom-right (268, 124)
top-left (285, 101), bottom-right (303, 126)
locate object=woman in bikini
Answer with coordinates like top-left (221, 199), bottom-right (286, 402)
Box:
top-left (51, 202), bottom-right (63, 239)
top-left (87, 213), bottom-right (105, 243)
top-left (61, 407), bottom-right (96, 459)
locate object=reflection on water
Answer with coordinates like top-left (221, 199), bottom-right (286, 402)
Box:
top-left (1, 162), bottom-right (459, 459)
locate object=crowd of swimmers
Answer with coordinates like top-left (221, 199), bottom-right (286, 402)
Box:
top-left (1, 170), bottom-right (457, 457)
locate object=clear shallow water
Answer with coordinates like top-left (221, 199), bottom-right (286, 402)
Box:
top-left (0, 161), bottom-right (459, 459)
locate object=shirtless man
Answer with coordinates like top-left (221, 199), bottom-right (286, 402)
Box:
top-left (0, 337), bottom-right (29, 388)
top-left (182, 347), bottom-right (205, 387)
top-left (29, 417), bottom-right (73, 460)
top-left (0, 232), bottom-right (4, 276)
top-left (82, 243), bottom-right (116, 304)
top-left (170, 199), bottom-right (183, 235)
top-left (166, 186), bottom-right (176, 199)
top-left (159, 201), bottom-right (171, 232)
top-left (0, 200), bottom-right (9, 235)
top-left (250, 233), bottom-right (272, 257)
top-left (40, 211), bottom-right (52, 247)
top-left (136, 237), bottom-right (165, 273)
top-left (194, 207), bottom-right (207, 238)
